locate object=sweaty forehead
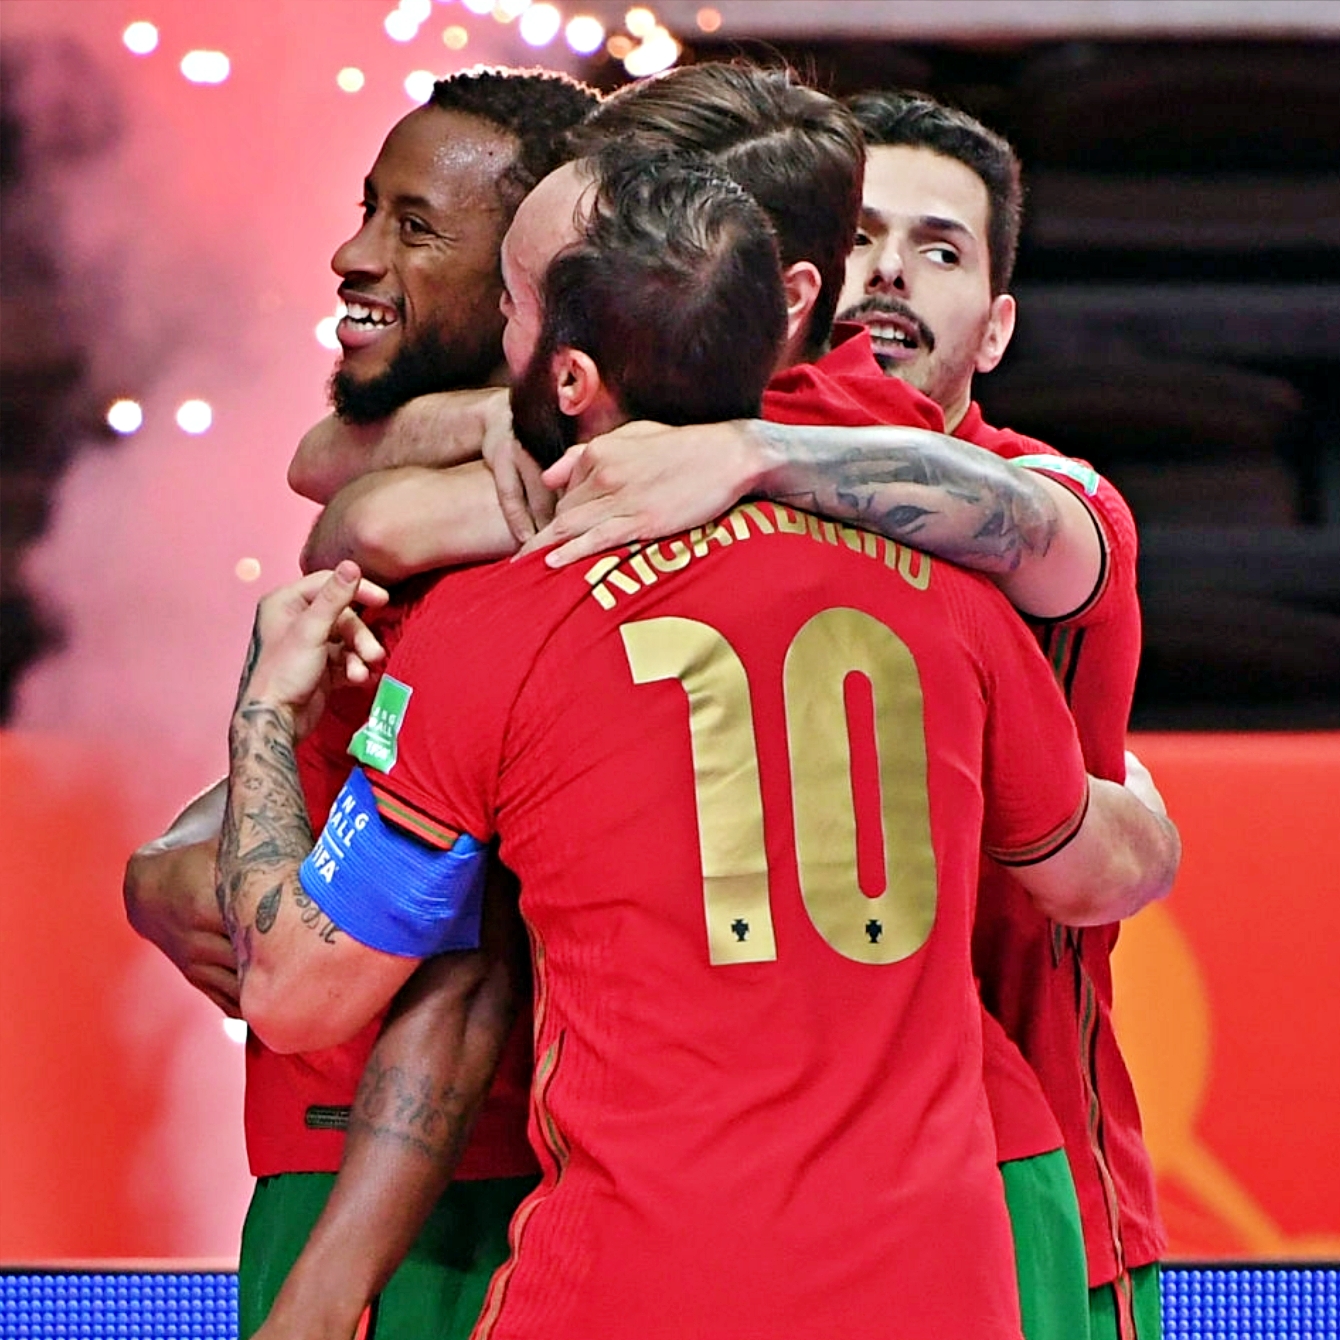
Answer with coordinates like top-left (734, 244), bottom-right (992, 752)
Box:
top-left (372, 106), bottom-right (518, 219)
top-left (863, 144), bottom-right (990, 239)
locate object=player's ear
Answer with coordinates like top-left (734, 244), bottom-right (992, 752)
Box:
top-left (553, 346), bottom-right (603, 419)
top-left (781, 261), bottom-right (822, 352)
top-left (975, 293), bottom-right (1016, 374)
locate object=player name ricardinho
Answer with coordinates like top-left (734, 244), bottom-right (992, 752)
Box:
top-left (581, 501), bottom-right (933, 612)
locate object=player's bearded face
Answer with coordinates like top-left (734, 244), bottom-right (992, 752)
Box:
top-left (330, 322), bottom-right (499, 424)
top-left (510, 335), bottom-right (577, 470)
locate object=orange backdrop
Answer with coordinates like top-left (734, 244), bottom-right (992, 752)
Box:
top-left (1, 727), bottom-right (1337, 1260)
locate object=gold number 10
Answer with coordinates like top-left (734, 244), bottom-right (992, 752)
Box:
top-left (621, 608), bottom-right (937, 967)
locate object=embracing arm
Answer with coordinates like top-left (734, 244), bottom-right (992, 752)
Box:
top-left (123, 780), bottom-right (238, 1015)
top-left (527, 419), bottom-right (1101, 620)
top-left (300, 461), bottom-right (520, 583)
top-left (1011, 771), bottom-right (1181, 927)
top-left (288, 388), bottom-right (513, 504)
top-left (252, 888), bottom-right (524, 1339)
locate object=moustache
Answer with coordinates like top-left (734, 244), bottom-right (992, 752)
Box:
top-left (843, 297), bottom-right (936, 352)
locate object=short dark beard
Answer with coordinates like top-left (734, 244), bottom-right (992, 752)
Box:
top-left (509, 338), bottom-right (578, 469)
top-left (330, 325), bottom-right (503, 424)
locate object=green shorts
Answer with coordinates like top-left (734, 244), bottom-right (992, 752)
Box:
top-left (1089, 1261), bottom-right (1162, 1340)
top-left (238, 1171), bottom-right (538, 1340)
top-left (1000, 1149), bottom-right (1091, 1340)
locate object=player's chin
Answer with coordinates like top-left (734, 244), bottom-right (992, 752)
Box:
top-left (335, 344), bottom-right (396, 384)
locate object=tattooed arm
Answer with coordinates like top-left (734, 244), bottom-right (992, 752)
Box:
top-left (251, 876), bottom-right (525, 1340)
top-left (522, 419), bottom-right (1102, 620)
top-left (218, 563), bottom-right (420, 1055)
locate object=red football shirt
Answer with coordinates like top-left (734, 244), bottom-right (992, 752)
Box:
top-left (243, 592), bottom-right (536, 1182)
top-left (368, 499), bottom-right (1089, 1340)
top-left (957, 401), bottom-right (1166, 1284)
top-left (767, 329), bottom-right (1067, 1166)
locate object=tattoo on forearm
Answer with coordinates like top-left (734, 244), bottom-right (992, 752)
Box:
top-left (351, 1055), bottom-right (479, 1164)
top-left (235, 615), bottom-right (263, 711)
top-left (217, 699), bottom-right (337, 987)
top-left (758, 423), bottom-right (1059, 572)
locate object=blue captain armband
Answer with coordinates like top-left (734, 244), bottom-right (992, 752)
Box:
top-left (298, 767), bottom-right (487, 957)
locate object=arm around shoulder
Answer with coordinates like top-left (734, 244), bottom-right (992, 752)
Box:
top-left (301, 462), bottom-right (518, 582)
top-left (1012, 775), bottom-right (1181, 927)
top-left (123, 780), bottom-right (239, 1014)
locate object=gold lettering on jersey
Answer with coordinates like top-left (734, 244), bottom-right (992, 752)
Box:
top-left (772, 505), bottom-right (809, 535)
top-left (627, 548), bottom-right (658, 587)
top-left (808, 514), bottom-right (841, 546)
top-left (728, 503), bottom-right (775, 538)
top-left (784, 608), bottom-right (937, 964)
top-left (688, 522), bottom-right (735, 557)
top-left (646, 539), bottom-right (693, 573)
top-left (621, 617), bottom-right (777, 965)
top-left (896, 543), bottom-right (932, 590)
top-left (584, 503), bottom-right (935, 609)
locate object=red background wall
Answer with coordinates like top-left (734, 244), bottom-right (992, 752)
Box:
top-left (3, 727), bottom-right (1337, 1261)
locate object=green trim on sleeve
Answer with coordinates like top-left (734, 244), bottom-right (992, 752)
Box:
top-left (1012, 454), bottom-right (1101, 497)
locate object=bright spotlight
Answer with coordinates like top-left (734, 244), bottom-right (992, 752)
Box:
top-left (625, 6), bottom-right (656, 37)
top-left (106, 399), bottom-right (144, 434)
top-left (315, 315), bottom-right (342, 351)
top-left (565, 15), bottom-right (605, 53)
top-left (122, 21), bottom-right (159, 55)
top-left (519, 3), bottom-right (561, 45)
top-left (176, 399), bottom-right (213, 434)
top-left (404, 69), bottom-right (437, 103)
top-left (623, 27), bottom-right (679, 76)
top-left (385, 8), bottom-right (419, 41)
top-left (180, 50), bottom-right (231, 84)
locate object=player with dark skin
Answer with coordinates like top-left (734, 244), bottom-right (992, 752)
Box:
top-left (123, 69), bottom-right (597, 1340)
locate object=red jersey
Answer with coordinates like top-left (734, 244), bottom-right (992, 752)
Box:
top-left (244, 592), bottom-right (536, 1182)
top-left (957, 401), bottom-right (1166, 1284)
top-left (769, 329), bottom-right (1066, 1163)
top-left (368, 501), bottom-right (1089, 1340)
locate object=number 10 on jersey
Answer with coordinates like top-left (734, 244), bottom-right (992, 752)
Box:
top-left (621, 609), bottom-right (938, 969)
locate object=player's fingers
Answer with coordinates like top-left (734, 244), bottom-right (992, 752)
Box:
top-left (333, 606), bottom-right (386, 665)
top-left (188, 964), bottom-right (242, 1015)
top-left (544, 517), bottom-right (640, 568)
top-left (541, 443), bottom-right (586, 492)
top-left (343, 650), bottom-right (369, 685)
top-left (516, 451), bottom-right (557, 531)
top-left (495, 457), bottom-right (538, 544)
top-left (187, 932), bottom-right (241, 971)
top-left (295, 562), bottom-right (369, 642)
